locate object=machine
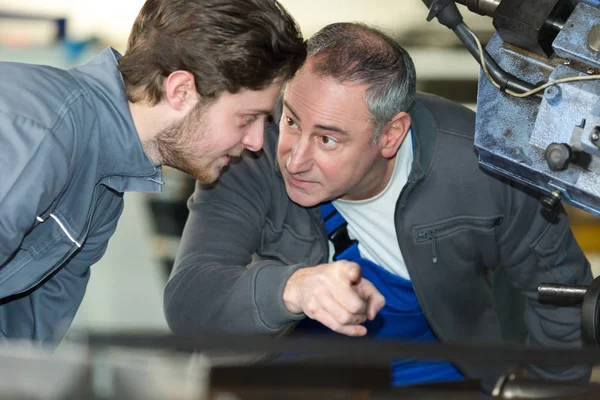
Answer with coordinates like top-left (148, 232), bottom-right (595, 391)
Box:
top-left (422, 0), bottom-right (600, 215)
top-left (421, 0), bottom-right (600, 346)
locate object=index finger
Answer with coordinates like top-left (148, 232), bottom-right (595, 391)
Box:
top-left (355, 279), bottom-right (385, 320)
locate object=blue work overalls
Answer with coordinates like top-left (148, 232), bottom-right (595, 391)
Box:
top-left (292, 202), bottom-right (464, 386)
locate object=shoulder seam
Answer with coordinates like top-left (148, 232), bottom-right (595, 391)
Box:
top-left (0, 89), bottom-right (86, 136)
top-left (50, 89), bottom-right (87, 134)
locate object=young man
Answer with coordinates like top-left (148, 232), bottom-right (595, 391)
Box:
top-left (164, 23), bottom-right (592, 389)
top-left (0, 0), bottom-right (305, 343)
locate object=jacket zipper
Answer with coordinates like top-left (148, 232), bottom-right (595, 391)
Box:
top-left (415, 217), bottom-right (503, 264)
top-left (417, 230), bottom-right (439, 264)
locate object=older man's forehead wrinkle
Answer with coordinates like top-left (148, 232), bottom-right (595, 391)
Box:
top-left (284, 78), bottom-right (369, 134)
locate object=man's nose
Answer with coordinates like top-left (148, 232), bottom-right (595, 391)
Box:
top-left (242, 121), bottom-right (265, 152)
top-left (286, 136), bottom-right (312, 174)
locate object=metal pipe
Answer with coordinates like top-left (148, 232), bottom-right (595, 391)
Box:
top-left (493, 374), bottom-right (600, 398)
top-left (421, 1), bottom-right (542, 99)
top-left (538, 283), bottom-right (587, 306)
top-left (454, 0), bottom-right (501, 17)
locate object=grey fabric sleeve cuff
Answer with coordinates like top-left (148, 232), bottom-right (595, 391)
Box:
top-left (254, 262), bottom-right (307, 330)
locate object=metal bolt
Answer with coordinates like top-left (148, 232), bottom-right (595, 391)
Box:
top-left (545, 85), bottom-right (561, 104)
top-left (563, 58), bottom-right (572, 65)
top-left (591, 128), bottom-right (600, 143)
top-left (588, 68), bottom-right (597, 75)
top-left (545, 143), bottom-right (572, 171)
top-left (540, 190), bottom-right (561, 212)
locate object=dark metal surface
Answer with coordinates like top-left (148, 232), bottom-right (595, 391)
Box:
top-left (538, 282), bottom-right (588, 306)
top-left (211, 364), bottom-right (391, 389)
top-left (75, 331), bottom-right (600, 367)
top-left (539, 276), bottom-right (600, 346)
top-left (582, 276), bottom-right (600, 345)
top-left (0, 336), bottom-right (599, 399)
top-left (493, 375), bottom-right (600, 399)
top-left (492, 0), bottom-right (568, 56)
top-left (455, 0), bottom-right (501, 17)
top-left (211, 365), bottom-right (600, 400)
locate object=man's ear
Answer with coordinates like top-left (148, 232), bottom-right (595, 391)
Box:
top-left (380, 112), bottom-right (411, 159)
top-left (163, 70), bottom-right (198, 111)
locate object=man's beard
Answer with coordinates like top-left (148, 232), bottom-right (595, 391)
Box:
top-left (150, 103), bottom-right (220, 183)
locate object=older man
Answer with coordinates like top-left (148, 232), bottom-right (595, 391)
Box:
top-left (165, 22), bottom-right (591, 389)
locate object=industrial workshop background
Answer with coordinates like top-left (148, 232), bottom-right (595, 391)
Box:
top-left (1, 0), bottom-right (599, 344)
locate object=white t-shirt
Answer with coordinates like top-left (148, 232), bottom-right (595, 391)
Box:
top-left (331, 130), bottom-right (413, 280)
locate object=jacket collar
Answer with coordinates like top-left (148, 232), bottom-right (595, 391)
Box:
top-left (407, 94), bottom-right (438, 183)
top-left (69, 47), bottom-right (163, 193)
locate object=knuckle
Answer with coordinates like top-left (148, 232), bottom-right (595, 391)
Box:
top-left (349, 302), bottom-right (364, 314)
top-left (338, 313), bottom-right (351, 325)
top-left (316, 272), bottom-right (330, 284)
top-left (311, 309), bottom-right (324, 321)
top-left (305, 300), bottom-right (319, 315)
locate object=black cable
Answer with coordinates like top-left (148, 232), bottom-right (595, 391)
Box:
top-left (453, 23), bottom-right (543, 100)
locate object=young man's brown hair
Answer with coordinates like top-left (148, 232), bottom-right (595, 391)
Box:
top-left (119, 0), bottom-right (306, 104)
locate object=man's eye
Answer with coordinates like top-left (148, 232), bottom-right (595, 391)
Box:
top-left (286, 117), bottom-right (297, 128)
top-left (321, 136), bottom-right (337, 146)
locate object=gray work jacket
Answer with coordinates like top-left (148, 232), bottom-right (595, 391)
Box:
top-left (165, 93), bottom-right (592, 388)
top-left (0, 47), bottom-right (162, 343)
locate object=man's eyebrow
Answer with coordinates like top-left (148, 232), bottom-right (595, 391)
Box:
top-left (282, 100), bottom-right (300, 122)
top-left (314, 123), bottom-right (347, 135)
top-left (283, 100), bottom-right (347, 135)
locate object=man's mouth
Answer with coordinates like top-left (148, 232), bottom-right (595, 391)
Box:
top-left (227, 146), bottom-right (246, 158)
top-left (288, 173), bottom-right (314, 189)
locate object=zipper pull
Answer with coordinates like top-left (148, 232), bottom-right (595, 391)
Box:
top-left (431, 231), bottom-right (438, 264)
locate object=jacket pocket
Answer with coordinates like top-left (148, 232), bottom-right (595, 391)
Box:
top-left (413, 215), bottom-right (504, 264)
top-left (0, 220), bottom-right (79, 298)
top-left (28, 213), bottom-right (82, 259)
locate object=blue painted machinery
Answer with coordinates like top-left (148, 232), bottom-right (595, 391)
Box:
top-left (422, 0), bottom-right (600, 345)
top-left (423, 0), bottom-right (600, 215)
